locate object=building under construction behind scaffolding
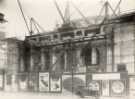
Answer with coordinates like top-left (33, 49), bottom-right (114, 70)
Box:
top-left (0, 0), bottom-right (135, 98)
top-left (15, 0), bottom-right (134, 97)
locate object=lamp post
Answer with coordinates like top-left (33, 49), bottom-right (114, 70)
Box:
top-left (71, 66), bottom-right (74, 94)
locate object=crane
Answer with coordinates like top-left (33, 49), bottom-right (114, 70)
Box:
top-left (17, 0), bottom-right (30, 35)
top-left (53, 0), bottom-right (76, 31)
top-left (71, 2), bottom-right (92, 25)
top-left (30, 17), bottom-right (46, 35)
top-left (17, 0), bottom-right (45, 36)
top-left (54, 0), bottom-right (66, 24)
top-left (53, 0), bottom-right (92, 29)
top-left (96, 0), bottom-right (122, 24)
top-left (64, 1), bottom-right (70, 25)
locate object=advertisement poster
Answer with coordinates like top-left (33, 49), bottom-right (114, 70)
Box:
top-left (88, 81), bottom-right (100, 91)
top-left (88, 81), bottom-right (101, 96)
top-left (102, 80), bottom-right (110, 96)
top-left (130, 77), bottom-right (135, 90)
top-left (110, 80), bottom-right (126, 96)
top-left (0, 75), bottom-right (3, 89)
top-left (129, 76), bottom-right (135, 97)
top-left (18, 73), bottom-right (28, 91)
top-left (50, 76), bottom-right (62, 92)
top-left (62, 75), bottom-right (72, 92)
top-left (28, 73), bottom-right (38, 91)
top-left (39, 72), bottom-right (49, 92)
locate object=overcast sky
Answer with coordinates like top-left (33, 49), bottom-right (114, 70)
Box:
top-left (0, 0), bottom-right (135, 39)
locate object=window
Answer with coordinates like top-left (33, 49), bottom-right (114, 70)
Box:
top-left (81, 47), bottom-right (99, 66)
top-left (76, 30), bottom-right (82, 36)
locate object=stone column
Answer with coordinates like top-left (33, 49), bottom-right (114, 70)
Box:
top-left (20, 55), bottom-right (24, 72)
top-left (64, 50), bottom-right (67, 72)
top-left (77, 48), bottom-right (83, 66)
top-left (30, 47), bottom-right (34, 71)
top-left (51, 49), bottom-right (57, 72)
top-left (41, 48), bottom-right (45, 71)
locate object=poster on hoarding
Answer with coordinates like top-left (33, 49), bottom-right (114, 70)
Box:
top-left (18, 73), bottom-right (28, 91)
top-left (88, 81), bottom-right (100, 91)
top-left (88, 80), bottom-right (101, 96)
top-left (39, 72), bottom-right (49, 92)
top-left (129, 76), bottom-right (135, 97)
top-left (62, 75), bottom-right (72, 92)
top-left (102, 80), bottom-right (110, 96)
top-left (50, 75), bottom-right (62, 92)
top-left (0, 75), bottom-right (3, 89)
top-left (110, 80), bottom-right (126, 96)
top-left (28, 73), bottom-right (38, 92)
top-left (130, 77), bottom-right (135, 90)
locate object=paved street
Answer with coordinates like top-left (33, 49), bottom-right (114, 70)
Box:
top-left (0, 91), bottom-right (78, 99)
top-left (0, 90), bottom-right (92, 99)
top-left (0, 91), bottom-right (134, 99)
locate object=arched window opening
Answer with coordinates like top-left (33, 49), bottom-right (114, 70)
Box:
top-left (81, 47), bottom-right (99, 66)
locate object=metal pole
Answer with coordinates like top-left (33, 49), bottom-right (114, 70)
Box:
top-left (112, 29), bottom-right (115, 72)
top-left (72, 66), bottom-right (73, 94)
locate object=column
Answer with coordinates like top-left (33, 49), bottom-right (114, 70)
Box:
top-left (76, 48), bottom-right (84, 72)
top-left (51, 50), bottom-right (57, 72)
top-left (64, 50), bottom-right (67, 72)
top-left (30, 47), bottom-right (34, 71)
top-left (41, 48), bottom-right (45, 71)
top-left (20, 55), bottom-right (24, 72)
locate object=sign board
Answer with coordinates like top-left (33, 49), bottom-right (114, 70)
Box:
top-left (92, 73), bottom-right (120, 80)
top-left (50, 76), bottom-right (62, 92)
top-left (39, 73), bottom-right (49, 92)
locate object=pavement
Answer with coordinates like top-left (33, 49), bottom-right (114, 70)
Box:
top-left (0, 91), bottom-right (80, 99)
top-left (0, 91), bottom-right (134, 99)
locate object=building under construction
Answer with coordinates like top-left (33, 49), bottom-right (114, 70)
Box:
top-left (1, 0), bottom-right (135, 98)
top-left (15, 0), bottom-right (135, 97)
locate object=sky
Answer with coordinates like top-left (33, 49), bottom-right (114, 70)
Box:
top-left (0, 0), bottom-right (135, 39)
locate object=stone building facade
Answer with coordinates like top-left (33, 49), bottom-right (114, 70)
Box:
top-left (18, 12), bottom-right (135, 95)
top-left (0, 37), bottom-right (22, 91)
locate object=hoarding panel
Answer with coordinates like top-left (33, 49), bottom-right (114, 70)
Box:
top-left (50, 75), bottom-right (62, 92)
top-left (39, 72), bottom-right (49, 92)
top-left (129, 76), bottom-right (135, 97)
top-left (88, 80), bottom-right (101, 96)
top-left (0, 75), bottom-right (3, 89)
top-left (28, 73), bottom-right (38, 92)
top-left (102, 80), bottom-right (110, 96)
top-left (18, 73), bottom-right (28, 91)
top-left (110, 80), bottom-right (127, 96)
